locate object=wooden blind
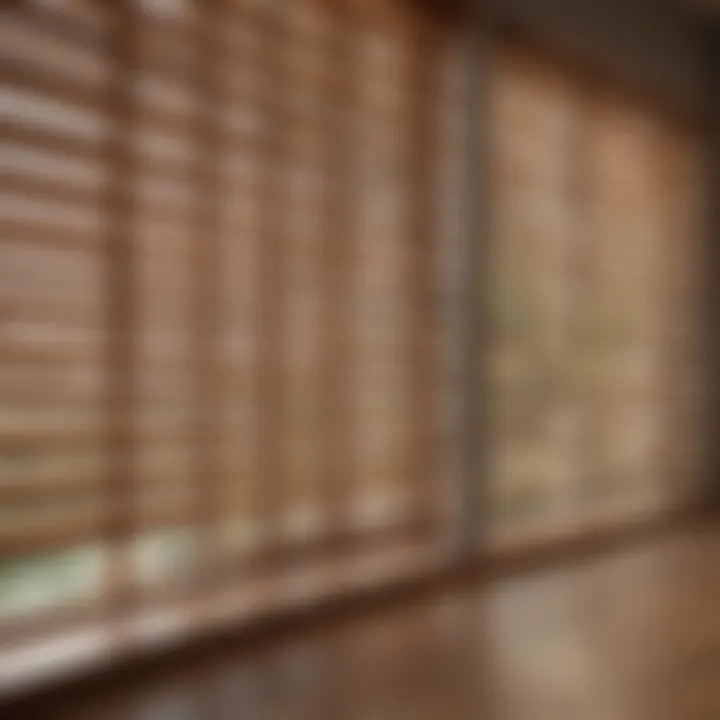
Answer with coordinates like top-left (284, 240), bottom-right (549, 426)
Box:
top-left (2, 3), bottom-right (111, 609)
top-left (487, 45), bottom-right (705, 545)
top-left (2, 0), bottom-right (707, 656)
top-left (1, 0), bottom-right (451, 632)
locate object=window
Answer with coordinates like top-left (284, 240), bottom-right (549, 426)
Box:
top-left (1, 0), bottom-right (451, 652)
top-left (487, 45), bottom-right (704, 545)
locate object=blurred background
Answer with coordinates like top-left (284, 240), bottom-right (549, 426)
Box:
top-left (1, 0), bottom-right (719, 717)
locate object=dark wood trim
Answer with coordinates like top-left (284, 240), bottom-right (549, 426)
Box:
top-left (487, 16), bottom-right (709, 135)
top-left (703, 24), bottom-right (720, 514)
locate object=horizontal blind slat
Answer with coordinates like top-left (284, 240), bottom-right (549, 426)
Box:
top-left (3, 172), bottom-right (102, 208)
top-left (4, 59), bottom-right (106, 113)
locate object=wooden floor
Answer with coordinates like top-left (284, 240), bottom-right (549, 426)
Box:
top-left (12, 524), bottom-right (720, 719)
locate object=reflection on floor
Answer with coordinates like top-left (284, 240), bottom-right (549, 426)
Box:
top-left (41, 525), bottom-right (720, 719)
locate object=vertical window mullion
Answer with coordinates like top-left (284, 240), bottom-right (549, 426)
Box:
top-left (190, 0), bottom-right (224, 579)
top-left (103, 0), bottom-right (139, 622)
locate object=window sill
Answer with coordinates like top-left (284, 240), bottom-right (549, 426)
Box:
top-left (0, 533), bottom-right (447, 703)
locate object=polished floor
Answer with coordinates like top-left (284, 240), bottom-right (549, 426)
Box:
top-left (16, 525), bottom-right (720, 719)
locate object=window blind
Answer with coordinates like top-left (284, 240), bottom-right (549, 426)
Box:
top-left (1, 0), bottom-right (452, 634)
top-left (486, 44), bottom-right (705, 545)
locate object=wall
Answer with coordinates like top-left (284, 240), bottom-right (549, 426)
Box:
top-left (493, 0), bottom-right (711, 116)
